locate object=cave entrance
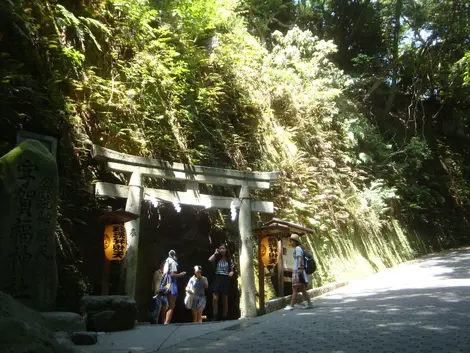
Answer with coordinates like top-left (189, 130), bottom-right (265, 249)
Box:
top-left (135, 203), bottom-right (240, 323)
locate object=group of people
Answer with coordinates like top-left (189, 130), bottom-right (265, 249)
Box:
top-left (150, 233), bottom-right (314, 324)
top-left (150, 244), bottom-right (235, 324)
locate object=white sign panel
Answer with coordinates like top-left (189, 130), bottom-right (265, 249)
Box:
top-left (282, 238), bottom-right (295, 271)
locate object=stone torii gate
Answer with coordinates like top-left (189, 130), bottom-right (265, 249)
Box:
top-left (91, 145), bottom-right (279, 318)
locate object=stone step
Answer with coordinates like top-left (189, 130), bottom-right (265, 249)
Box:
top-left (41, 312), bottom-right (86, 334)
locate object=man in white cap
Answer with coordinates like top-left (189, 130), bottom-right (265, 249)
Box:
top-left (284, 233), bottom-right (312, 310)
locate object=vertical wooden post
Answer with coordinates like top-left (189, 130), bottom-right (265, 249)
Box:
top-left (277, 237), bottom-right (284, 297)
top-left (123, 172), bottom-right (143, 299)
top-left (258, 235), bottom-right (265, 315)
top-left (238, 186), bottom-right (257, 318)
top-left (102, 258), bottom-right (110, 295)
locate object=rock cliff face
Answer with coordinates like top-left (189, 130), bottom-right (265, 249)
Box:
top-left (0, 139), bottom-right (59, 311)
top-left (0, 291), bottom-right (84, 353)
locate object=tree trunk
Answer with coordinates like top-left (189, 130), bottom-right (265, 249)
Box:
top-left (384, 0), bottom-right (404, 116)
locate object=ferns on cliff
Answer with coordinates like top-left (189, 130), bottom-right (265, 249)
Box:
top-left (2, 0), bottom-right (466, 305)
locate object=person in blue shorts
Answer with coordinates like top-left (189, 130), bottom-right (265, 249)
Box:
top-left (162, 250), bottom-right (186, 324)
top-left (284, 234), bottom-right (312, 311)
top-left (185, 265), bottom-right (209, 323)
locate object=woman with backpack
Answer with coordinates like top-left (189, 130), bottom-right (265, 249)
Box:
top-left (284, 233), bottom-right (313, 311)
top-left (208, 244), bottom-right (235, 321)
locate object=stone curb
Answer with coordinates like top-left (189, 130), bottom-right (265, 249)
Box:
top-left (264, 281), bottom-right (348, 314)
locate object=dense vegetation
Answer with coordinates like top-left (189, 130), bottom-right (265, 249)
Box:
top-left (1, 0), bottom-right (469, 308)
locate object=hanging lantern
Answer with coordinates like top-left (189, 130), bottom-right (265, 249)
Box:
top-left (260, 235), bottom-right (279, 267)
top-left (103, 224), bottom-right (127, 261)
top-left (98, 209), bottom-right (139, 262)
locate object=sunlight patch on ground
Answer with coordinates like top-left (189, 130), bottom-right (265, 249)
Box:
top-left (419, 326), bottom-right (445, 331)
top-left (376, 321), bottom-right (423, 329)
top-left (322, 256), bottom-right (470, 303)
top-left (440, 293), bottom-right (464, 303)
top-left (375, 293), bottom-right (425, 301)
top-left (340, 298), bottom-right (357, 303)
top-left (415, 310), bottom-right (438, 316)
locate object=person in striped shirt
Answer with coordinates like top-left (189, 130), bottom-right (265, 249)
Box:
top-left (208, 244), bottom-right (235, 321)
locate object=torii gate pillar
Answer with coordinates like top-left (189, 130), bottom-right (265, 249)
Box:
top-left (123, 172), bottom-right (143, 298)
top-left (238, 186), bottom-right (257, 317)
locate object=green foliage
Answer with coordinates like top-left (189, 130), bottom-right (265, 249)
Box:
top-left (161, 0), bottom-right (240, 40)
top-left (453, 51), bottom-right (470, 87)
top-left (2, 0), bottom-right (470, 308)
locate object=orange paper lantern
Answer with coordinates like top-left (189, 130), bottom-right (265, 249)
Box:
top-left (260, 236), bottom-right (278, 267)
top-left (104, 224), bottom-right (127, 261)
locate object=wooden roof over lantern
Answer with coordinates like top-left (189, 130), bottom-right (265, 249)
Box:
top-left (97, 208), bottom-right (140, 224)
top-left (253, 218), bottom-right (314, 238)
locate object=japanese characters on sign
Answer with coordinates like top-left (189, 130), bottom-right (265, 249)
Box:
top-left (104, 224), bottom-right (127, 261)
top-left (267, 236), bottom-right (278, 265)
top-left (8, 159), bottom-right (39, 297)
top-left (261, 235), bottom-right (279, 267)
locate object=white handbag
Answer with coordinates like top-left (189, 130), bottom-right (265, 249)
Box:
top-left (184, 292), bottom-right (194, 309)
top-left (184, 279), bottom-right (195, 309)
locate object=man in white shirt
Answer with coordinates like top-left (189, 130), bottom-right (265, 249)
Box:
top-left (284, 234), bottom-right (313, 310)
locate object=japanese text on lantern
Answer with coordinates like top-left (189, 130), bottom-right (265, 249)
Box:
top-left (267, 236), bottom-right (278, 265)
top-left (112, 224), bottom-right (126, 259)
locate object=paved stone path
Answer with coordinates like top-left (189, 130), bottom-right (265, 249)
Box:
top-left (90, 248), bottom-right (470, 352)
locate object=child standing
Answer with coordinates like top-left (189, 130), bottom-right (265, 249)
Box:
top-left (185, 265), bottom-right (209, 323)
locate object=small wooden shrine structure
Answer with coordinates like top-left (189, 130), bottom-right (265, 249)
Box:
top-left (253, 219), bottom-right (314, 313)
